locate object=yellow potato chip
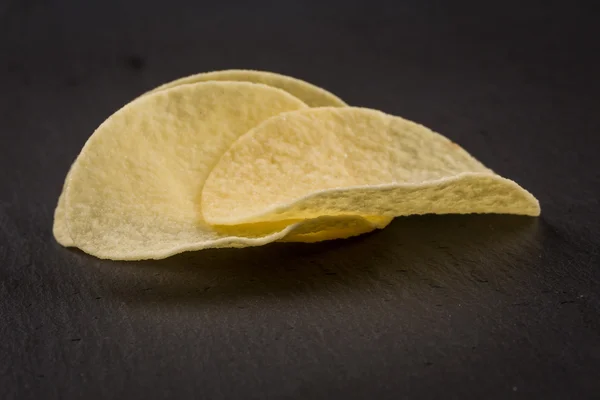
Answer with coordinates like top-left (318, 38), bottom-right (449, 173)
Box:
top-left (61, 81), bottom-right (339, 260)
top-left (201, 107), bottom-right (540, 225)
top-left (54, 70), bottom-right (377, 249)
top-left (147, 69), bottom-right (347, 107)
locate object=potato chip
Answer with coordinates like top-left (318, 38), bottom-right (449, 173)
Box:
top-left (61, 81), bottom-right (339, 260)
top-left (201, 107), bottom-right (540, 225)
top-left (147, 69), bottom-right (347, 107)
top-left (54, 70), bottom-right (375, 250)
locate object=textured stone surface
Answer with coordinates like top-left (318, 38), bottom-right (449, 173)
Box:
top-left (1, 0), bottom-right (598, 399)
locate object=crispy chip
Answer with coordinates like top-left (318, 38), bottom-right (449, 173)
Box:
top-left (60, 81), bottom-right (351, 260)
top-left (54, 71), bottom-right (374, 251)
top-left (201, 107), bottom-right (540, 225)
top-left (147, 69), bottom-right (347, 107)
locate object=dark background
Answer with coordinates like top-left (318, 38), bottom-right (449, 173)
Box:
top-left (1, 0), bottom-right (599, 398)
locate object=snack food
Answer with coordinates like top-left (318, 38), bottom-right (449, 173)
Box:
top-left (147, 69), bottom-right (347, 107)
top-left (202, 107), bottom-right (540, 225)
top-left (54, 71), bottom-right (369, 249)
top-left (59, 81), bottom-right (313, 260)
top-left (53, 72), bottom-right (540, 261)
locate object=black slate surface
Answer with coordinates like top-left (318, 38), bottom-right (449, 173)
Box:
top-left (1, 0), bottom-right (599, 399)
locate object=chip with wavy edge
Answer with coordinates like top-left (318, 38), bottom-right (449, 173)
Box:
top-left (201, 107), bottom-right (540, 225)
top-left (146, 69), bottom-right (347, 107)
top-left (59, 82), bottom-right (380, 260)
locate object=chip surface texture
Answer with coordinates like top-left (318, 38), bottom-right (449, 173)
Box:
top-left (62, 81), bottom-right (314, 260)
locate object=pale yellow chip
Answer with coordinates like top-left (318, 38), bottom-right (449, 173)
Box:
top-left (54, 70), bottom-right (377, 249)
top-left (201, 107), bottom-right (540, 225)
top-left (146, 69), bottom-right (347, 107)
top-left (60, 81), bottom-right (378, 260)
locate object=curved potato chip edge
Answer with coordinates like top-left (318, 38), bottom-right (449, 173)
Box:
top-left (203, 172), bottom-right (541, 225)
top-left (145, 69), bottom-right (347, 107)
top-left (70, 215), bottom-right (382, 261)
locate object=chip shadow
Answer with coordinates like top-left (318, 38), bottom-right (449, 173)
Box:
top-left (76, 214), bottom-right (542, 306)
